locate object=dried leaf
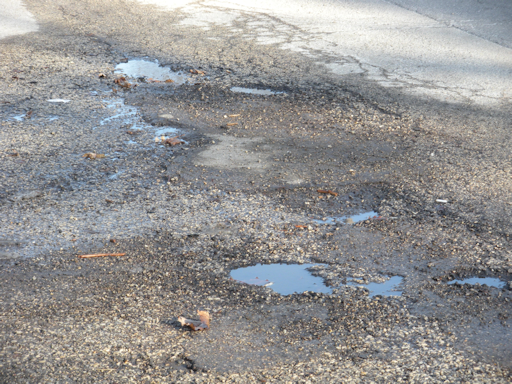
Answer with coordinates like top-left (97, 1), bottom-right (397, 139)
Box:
top-left (295, 225), bottom-right (307, 229)
top-left (114, 77), bottom-right (131, 88)
top-left (317, 189), bottom-right (338, 197)
top-left (198, 311), bottom-right (210, 328)
top-left (164, 136), bottom-right (185, 146)
top-left (226, 123), bottom-right (238, 126)
top-left (178, 311), bottom-right (210, 331)
top-left (189, 69), bottom-right (206, 75)
top-left (26, 110), bottom-right (33, 119)
top-left (164, 79), bottom-right (174, 83)
top-left (228, 114), bottom-right (240, 117)
top-left (83, 153), bottom-right (105, 159)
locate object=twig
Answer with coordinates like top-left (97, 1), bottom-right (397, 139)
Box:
top-left (78, 253), bottom-right (126, 258)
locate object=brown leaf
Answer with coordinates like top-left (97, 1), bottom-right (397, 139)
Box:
top-left (114, 77), bottom-right (131, 88)
top-left (317, 189), bottom-right (338, 196)
top-left (295, 225), bottom-right (307, 229)
top-left (26, 110), bottom-right (33, 119)
top-left (83, 153), bottom-right (105, 159)
top-left (178, 310), bottom-right (210, 331)
top-left (164, 79), bottom-right (174, 83)
top-left (198, 311), bottom-right (210, 328)
top-left (164, 136), bottom-right (185, 146)
top-left (189, 69), bottom-right (206, 75)
top-left (226, 123), bottom-right (238, 126)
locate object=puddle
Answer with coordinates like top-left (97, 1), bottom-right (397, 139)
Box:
top-left (230, 87), bottom-right (283, 96)
top-left (313, 211), bottom-right (379, 225)
top-left (100, 99), bottom-right (138, 126)
top-left (11, 114), bottom-right (25, 122)
top-left (115, 59), bottom-right (189, 85)
top-left (153, 127), bottom-right (180, 141)
top-left (448, 277), bottom-right (505, 289)
top-left (230, 263), bottom-right (332, 295)
top-left (346, 276), bottom-right (403, 297)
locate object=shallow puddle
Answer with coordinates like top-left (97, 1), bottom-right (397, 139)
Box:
top-left (313, 211), bottom-right (379, 225)
top-left (230, 87), bottom-right (283, 96)
top-left (115, 59), bottom-right (189, 84)
top-left (153, 127), bottom-right (180, 142)
top-left (448, 277), bottom-right (505, 289)
top-left (346, 276), bottom-right (403, 298)
top-left (100, 99), bottom-right (138, 126)
top-left (230, 263), bottom-right (332, 295)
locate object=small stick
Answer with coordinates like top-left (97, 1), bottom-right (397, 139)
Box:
top-left (78, 253), bottom-right (126, 258)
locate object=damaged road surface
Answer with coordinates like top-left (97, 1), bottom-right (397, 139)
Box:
top-left (1, 0), bottom-right (512, 382)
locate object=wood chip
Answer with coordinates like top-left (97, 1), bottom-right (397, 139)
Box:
top-left (78, 253), bottom-right (126, 258)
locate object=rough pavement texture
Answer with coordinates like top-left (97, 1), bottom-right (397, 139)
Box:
top-left (0, 0), bottom-right (511, 382)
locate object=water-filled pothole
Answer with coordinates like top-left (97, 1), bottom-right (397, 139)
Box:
top-left (447, 277), bottom-right (505, 289)
top-left (115, 59), bottom-right (189, 84)
top-left (230, 263), bottom-right (331, 295)
top-left (230, 87), bottom-right (283, 96)
top-left (313, 211), bottom-right (379, 225)
top-left (99, 98), bottom-right (181, 145)
top-left (345, 276), bottom-right (403, 297)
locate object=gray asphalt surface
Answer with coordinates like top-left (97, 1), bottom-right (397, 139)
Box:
top-left (1, 0), bottom-right (511, 382)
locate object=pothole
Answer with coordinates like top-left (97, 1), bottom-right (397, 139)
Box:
top-left (194, 134), bottom-right (268, 170)
top-left (312, 211), bottom-right (379, 225)
top-left (230, 86), bottom-right (284, 96)
top-left (230, 263), bottom-right (332, 295)
top-left (99, 97), bottom-right (182, 145)
top-left (115, 59), bottom-right (189, 84)
top-left (447, 277), bottom-right (506, 289)
top-left (345, 275), bottom-right (404, 297)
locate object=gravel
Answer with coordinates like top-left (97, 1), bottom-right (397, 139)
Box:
top-left (0, 0), bottom-right (511, 382)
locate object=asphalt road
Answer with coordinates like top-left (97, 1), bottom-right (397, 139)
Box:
top-left (1, 0), bottom-right (511, 382)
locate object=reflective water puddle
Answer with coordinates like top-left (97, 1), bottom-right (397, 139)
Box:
top-left (230, 87), bottom-right (283, 96)
top-left (448, 277), bottom-right (505, 289)
top-left (99, 98), bottom-right (180, 145)
top-left (313, 211), bottom-right (379, 225)
top-left (346, 275), bottom-right (403, 297)
top-left (230, 263), bottom-right (332, 295)
top-left (115, 59), bottom-right (189, 84)
top-left (153, 127), bottom-right (181, 142)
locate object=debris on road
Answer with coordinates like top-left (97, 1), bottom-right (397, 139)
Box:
top-left (114, 76), bottom-right (132, 88)
top-left (77, 253), bottom-right (126, 258)
top-left (159, 136), bottom-right (185, 146)
top-left (47, 99), bottom-right (71, 103)
top-left (189, 69), bottom-right (206, 75)
top-left (82, 153), bottom-right (105, 159)
top-left (317, 189), bottom-right (338, 196)
top-left (178, 311), bottom-right (210, 331)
